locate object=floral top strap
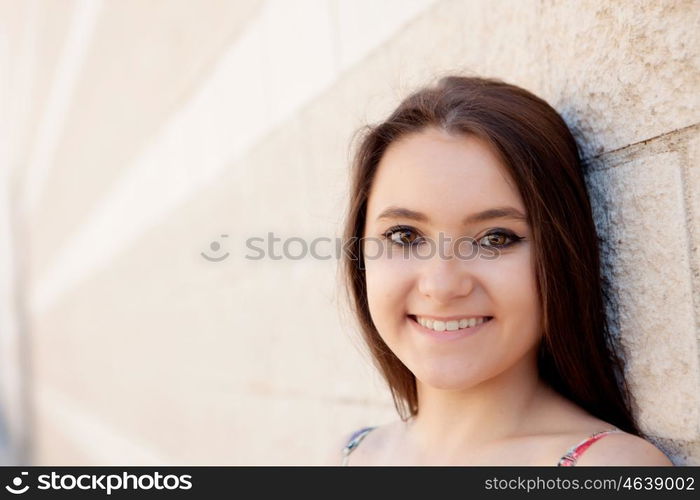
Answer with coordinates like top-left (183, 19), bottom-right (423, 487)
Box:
top-left (557, 428), bottom-right (623, 466)
top-left (340, 426), bottom-right (376, 466)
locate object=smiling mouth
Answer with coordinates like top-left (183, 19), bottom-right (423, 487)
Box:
top-left (408, 314), bottom-right (493, 332)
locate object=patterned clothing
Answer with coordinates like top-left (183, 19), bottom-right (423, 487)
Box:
top-left (340, 426), bottom-right (623, 466)
top-left (556, 428), bottom-right (622, 466)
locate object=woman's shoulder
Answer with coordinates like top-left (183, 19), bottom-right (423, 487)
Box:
top-left (513, 421), bottom-right (672, 466)
top-left (337, 420), bottom-right (401, 466)
top-left (567, 428), bottom-right (673, 466)
top-left (534, 414), bottom-right (673, 466)
top-left (532, 387), bottom-right (673, 466)
top-left (327, 411), bottom-right (673, 466)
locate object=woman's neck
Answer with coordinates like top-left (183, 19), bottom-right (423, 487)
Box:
top-left (404, 348), bottom-right (549, 461)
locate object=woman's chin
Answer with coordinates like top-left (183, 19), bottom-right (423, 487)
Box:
top-left (415, 370), bottom-right (483, 391)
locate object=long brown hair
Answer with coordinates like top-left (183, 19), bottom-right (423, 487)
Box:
top-left (340, 75), bottom-right (641, 436)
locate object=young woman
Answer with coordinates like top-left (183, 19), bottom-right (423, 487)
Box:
top-left (335, 76), bottom-right (673, 466)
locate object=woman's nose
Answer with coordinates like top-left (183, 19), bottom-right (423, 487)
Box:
top-left (416, 249), bottom-right (476, 303)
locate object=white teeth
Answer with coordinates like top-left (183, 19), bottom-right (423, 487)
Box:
top-left (416, 315), bottom-right (489, 332)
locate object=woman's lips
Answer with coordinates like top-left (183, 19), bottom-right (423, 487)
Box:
top-left (407, 314), bottom-right (493, 341)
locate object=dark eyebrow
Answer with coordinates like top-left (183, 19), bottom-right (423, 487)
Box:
top-left (375, 206), bottom-right (528, 225)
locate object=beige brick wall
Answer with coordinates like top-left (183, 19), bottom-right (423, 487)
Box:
top-left (0, 0), bottom-right (698, 465)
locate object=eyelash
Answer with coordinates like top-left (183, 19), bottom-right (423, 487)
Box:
top-left (381, 225), bottom-right (523, 249)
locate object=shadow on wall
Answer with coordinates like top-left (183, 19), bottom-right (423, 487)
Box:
top-left (0, 404), bottom-right (13, 464)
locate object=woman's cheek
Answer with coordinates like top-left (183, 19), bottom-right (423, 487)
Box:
top-left (364, 245), bottom-right (416, 334)
top-left (490, 250), bottom-right (542, 342)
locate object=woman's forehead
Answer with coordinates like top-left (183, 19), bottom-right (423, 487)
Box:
top-left (367, 131), bottom-right (525, 221)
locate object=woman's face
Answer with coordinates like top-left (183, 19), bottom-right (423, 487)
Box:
top-left (362, 127), bottom-right (542, 391)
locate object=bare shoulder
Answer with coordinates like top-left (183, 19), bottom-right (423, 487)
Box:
top-left (576, 431), bottom-right (674, 466)
top-left (320, 429), bottom-right (356, 466)
top-left (320, 422), bottom-right (396, 466)
top-left (532, 389), bottom-right (673, 466)
top-left (342, 420), bottom-right (402, 466)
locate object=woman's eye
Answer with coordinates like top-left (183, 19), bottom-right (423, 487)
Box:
top-left (478, 230), bottom-right (522, 249)
top-left (383, 226), bottom-right (421, 246)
